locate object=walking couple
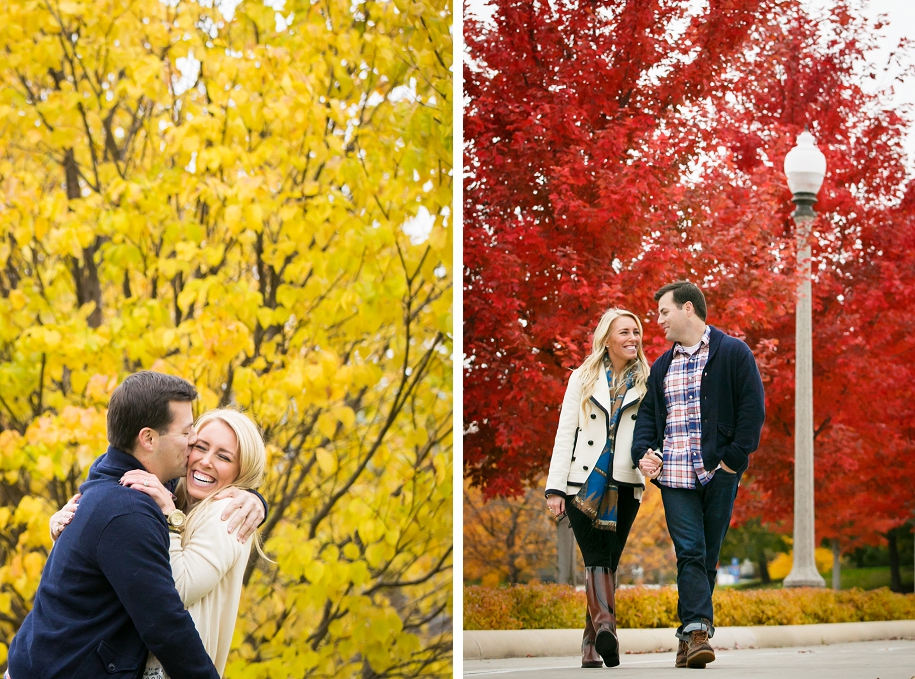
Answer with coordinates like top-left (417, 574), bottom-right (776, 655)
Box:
top-left (545, 281), bottom-right (766, 669)
top-left (7, 371), bottom-right (270, 679)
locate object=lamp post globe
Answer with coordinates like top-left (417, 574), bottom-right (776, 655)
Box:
top-left (784, 129), bottom-right (826, 195)
top-left (783, 128), bottom-right (827, 589)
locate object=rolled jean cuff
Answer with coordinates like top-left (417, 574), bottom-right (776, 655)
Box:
top-left (677, 620), bottom-right (714, 640)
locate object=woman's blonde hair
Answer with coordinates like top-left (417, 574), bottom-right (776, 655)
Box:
top-left (176, 407), bottom-right (269, 560)
top-left (578, 308), bottom-right (650, 412)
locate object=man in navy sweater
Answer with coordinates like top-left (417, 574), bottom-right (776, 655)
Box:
top-left (631, 282), bottom-right (765, 670)
top-left (9, 372), bottom-right (220, 679)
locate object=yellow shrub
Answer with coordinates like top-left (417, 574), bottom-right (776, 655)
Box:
top-left (464, 582), bottom-right (585, 630)
top-left (464, 584), bottom-right (915, 630)
top-left (768, 548), bottom-right (833, 580)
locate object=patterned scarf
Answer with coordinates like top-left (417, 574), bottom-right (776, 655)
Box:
top-left (571, 360), bottom-right (635, 533)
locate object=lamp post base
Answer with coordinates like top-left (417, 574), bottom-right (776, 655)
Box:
top-left (784, 567), bottom-right (826, 588)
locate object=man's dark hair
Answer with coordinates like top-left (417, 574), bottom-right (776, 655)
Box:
top-left (654, 281), bottom-right (708, 321)
top-left (107, 371), bottom-right (198, 453)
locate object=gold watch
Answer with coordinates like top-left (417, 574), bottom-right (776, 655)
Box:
top-left (166, 509), bottom-right (186, 533)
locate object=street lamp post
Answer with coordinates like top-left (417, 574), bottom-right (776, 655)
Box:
top-left (782, 128), bottom-right (827, 588)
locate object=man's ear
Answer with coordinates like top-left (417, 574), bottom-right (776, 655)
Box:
top-left (683, 301), bottom-right (694, 317)
top-left (136, 427), bottom-right (157, 454)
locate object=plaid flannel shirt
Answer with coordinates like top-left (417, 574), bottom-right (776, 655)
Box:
top-left (658, 326), bottom-right (713, 489)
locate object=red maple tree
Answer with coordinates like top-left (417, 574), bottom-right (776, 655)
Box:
top-left (464, 0), bottom-right (915, 550)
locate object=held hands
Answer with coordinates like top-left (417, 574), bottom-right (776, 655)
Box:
top-left (638, 449), bottom-right (663, 480)
top-left (120, 470), bottom-right (177, 515)
top-left (49, 493), bottom-right (81, 543)
top-left (213, 487), bottom-right (264, 544)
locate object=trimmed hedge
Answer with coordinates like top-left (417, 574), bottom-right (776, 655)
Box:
top-left (464, 583), bottom-right (915, 630)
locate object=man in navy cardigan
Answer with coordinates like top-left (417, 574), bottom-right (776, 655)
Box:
top-left (8, 372), bottom-right (220, 679)
top-left (631, 282), bottom-right (765, 670)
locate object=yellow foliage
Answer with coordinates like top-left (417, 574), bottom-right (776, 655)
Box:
top-left (0, 0), bottom-right (452, 675)
top-left (618, 484), bottom-right (677, 585)
top-left (465, 583), bottom-right (915, 630)
top-left (464, 482), bottom-right (556, 584)
top-left (767, 548), bottom-right (834, 580)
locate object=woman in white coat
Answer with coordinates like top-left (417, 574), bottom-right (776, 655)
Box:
top-left (545, 308), bottom-right (652, 669)
top-left (121, 408), bottom-right (268, 678)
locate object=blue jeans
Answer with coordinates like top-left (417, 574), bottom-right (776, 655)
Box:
top-left (660, 469), bottom-right (741, 640)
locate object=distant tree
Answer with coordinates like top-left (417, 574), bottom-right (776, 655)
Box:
top-left (720, 519), bottom-right (790, 584)
top-left (463, 483), bottom-right (556, 585)
top-left (616, 486), bottom-right (676, 586)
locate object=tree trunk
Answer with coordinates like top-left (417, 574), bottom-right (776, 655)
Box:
top-left (888, 528), bottom-right (902, 592)
top-left (63, 148), bottom-right (103, 328)
top-left (831, 538), bottom-right (841, 591)
top-left (757, 553), bottom-right (771, 584)
top-left (557, 515), bottom-right (576, 585)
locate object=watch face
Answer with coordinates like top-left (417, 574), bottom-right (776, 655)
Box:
top-left (170, 510), bottom-right (185, 527)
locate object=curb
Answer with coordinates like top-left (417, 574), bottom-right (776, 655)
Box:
top-left (463, 620), bottom-right (915, 660)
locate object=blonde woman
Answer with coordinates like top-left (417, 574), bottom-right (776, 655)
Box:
top-left (545, 309), bottom-right (652, 669)
top-left (119, 408), bottom-right (268, 678)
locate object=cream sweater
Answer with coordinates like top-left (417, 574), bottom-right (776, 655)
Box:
top-left (146, 497), bottom-right (252, 677)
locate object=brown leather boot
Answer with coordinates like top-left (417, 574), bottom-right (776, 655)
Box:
top-left (581, 612), bottom-right (603, 668)
top-left (685, 623), bottom-right (715, 668)
top-left (676, 638), bottom-right (706, 668)
top-left (585, 567), bottom-right (620, 668)
top-left (675, 640), bottom-right (689, 668)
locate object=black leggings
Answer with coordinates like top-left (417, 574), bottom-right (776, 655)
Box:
top-left (566, 485), bottom-right (641, 571)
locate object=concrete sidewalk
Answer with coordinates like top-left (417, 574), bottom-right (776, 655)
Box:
top-left (463, 639), bottom-right (915, 678)
top-left (464, 620), bottom-right (915, 660)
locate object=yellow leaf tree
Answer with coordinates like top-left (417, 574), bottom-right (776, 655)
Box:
top-left (463, 482), bottom-right (556, 586)
top-left (617, 485), bottom-right (677, 586)
top-left (0, 0), bottom-right (452, 675)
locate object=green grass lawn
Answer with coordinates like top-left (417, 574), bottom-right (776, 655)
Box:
top-left (830, 566), bottom-right (914, 591)
top-left (727, 567), bottom-right (914, 592)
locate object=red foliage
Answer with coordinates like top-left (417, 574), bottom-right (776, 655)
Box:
top-left (463, 0), bottom-right (915, 547)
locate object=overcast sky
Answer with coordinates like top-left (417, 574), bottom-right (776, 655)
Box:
top-left (824, 0), bottom-right (915, 169)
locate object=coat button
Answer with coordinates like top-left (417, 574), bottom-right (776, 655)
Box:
top-left (631, 414), bottom-right (637, 420)
top-left (108, 664), bottom-right (116, 672)
top-left (588, 440), bottom-right (594, 445)
top-left (583, 466), bottom-right (589, 470)
top-left (590, 413), bottom-right (596, 419)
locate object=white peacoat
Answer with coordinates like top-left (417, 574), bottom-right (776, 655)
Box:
top-left (545, 366), bottom-right (646, 498)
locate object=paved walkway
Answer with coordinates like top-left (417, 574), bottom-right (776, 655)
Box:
top-left (463, 639), bottom-right (915, 678)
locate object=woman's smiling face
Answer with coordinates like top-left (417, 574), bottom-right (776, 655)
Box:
top-left (605, 315), bottom-right (641, 366)
top-left (186, 419), bottom-right (241, 501)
